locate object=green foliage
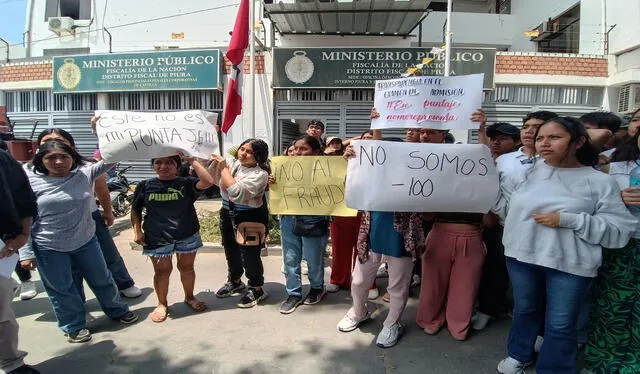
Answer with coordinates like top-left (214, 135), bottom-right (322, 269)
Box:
top-left (198, 211), bottom-right (281, 245)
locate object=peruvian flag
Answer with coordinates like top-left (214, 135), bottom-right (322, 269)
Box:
top-left (221, 0), bottom-right (250, 133)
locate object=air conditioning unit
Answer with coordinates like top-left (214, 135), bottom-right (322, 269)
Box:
top-left (48, 17), bottom-right (75, 34)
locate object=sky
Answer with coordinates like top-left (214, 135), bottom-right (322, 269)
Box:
top-left (0, 0), bottom-right (27, 44)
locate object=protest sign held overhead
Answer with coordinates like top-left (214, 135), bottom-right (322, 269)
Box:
top-left (269, 156), bottom-right (357, 217)
top-left (372, 74), bottom-right (484, 131)
top-left (95, 110), bottom-right (219, 162)
top-left (346, 140), bottom-right (498, 213)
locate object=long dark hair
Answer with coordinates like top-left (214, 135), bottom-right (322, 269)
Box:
top-left (37, 128), bottom-right (76, 147)
top-left (295, 135), bottom-right (322, 153)
top-left (240, 138), bottom-right (271, 174)
top-left (535, 117), bottom-right (599, 166)
top-left (32, 141), bottom-right (83, 175)
top-left (611, 130), bottom-right (640, 162)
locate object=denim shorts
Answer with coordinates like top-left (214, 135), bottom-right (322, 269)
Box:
top-left (142, 232), bottom-right (203, 258)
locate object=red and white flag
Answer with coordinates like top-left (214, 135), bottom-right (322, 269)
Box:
top-left (221, 0), bottom-right (250, 133)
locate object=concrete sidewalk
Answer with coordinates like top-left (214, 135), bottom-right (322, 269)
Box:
top-left (12, 203), bottom-right (519, 374)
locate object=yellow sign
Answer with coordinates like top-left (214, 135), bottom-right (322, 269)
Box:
top-left (171, 32), bottom-right (185, 39)
top-left (269, 156), bottom-right (357, 216)
top-left (524, 29), bottom-right (540, 37)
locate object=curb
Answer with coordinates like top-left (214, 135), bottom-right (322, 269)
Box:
top-left (128, 242), bottom-right (284, 255)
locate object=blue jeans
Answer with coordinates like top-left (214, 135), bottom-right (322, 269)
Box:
top-left (506, 257), bottom-right (592, 374)
top-left (33, 236), bottom-right (131, 334)
top-left (92, 210), bottom-right (135, 290)
top-left (280, 215), bottom-right (326, 298)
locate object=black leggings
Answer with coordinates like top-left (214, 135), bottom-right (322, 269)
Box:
top-left (220, 207), bottom-right (267, 288)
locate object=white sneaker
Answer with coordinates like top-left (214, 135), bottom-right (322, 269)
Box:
top-left (471, 311), bottom-right (492, 331)
top-left (497, 357), bottom-right (529, 374)
top-left (376, 322), bottom-right (403, 348)
top-left (368, 288), bottom-right (379, 300)
top-left (326, 283), bottom-right (340, 293)
top-left (19, 280), bottom-right (38, 300)
top-left (301, 261), bottom-right (309, 275)
top-left (376, 264), bottom-right (388, 278)
top-left (534, 335), bottom-right (544, 353)
top-left (12, 278), bottom-right (20, 294)
top-left (337, 311), bottom-right (371, 332)
top-left (120, 285), bottom-right (142, 298)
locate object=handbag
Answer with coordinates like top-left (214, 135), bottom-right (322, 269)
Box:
top-left (235, 221), bottom-right (266, 246)
top-left (292, 216), bottom-right (328, 237)
top-left (228, 166), bottom-right (268, 246)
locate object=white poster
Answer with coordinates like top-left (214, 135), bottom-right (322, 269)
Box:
top-left (95, 110), bottom-right (219, 162)
top-left (372, 74), bottom-right (484, 130)
top-left (345, 140), bottom-right (499, 213)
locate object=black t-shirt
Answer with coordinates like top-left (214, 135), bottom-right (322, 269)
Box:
top-left (132, 177), bottom-right (201, 247)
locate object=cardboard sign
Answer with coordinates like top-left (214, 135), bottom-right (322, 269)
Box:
top-left (345, 140), bottom-right (498, 213)
top-left (372, 74), bottom-right (484, 130)
top-left (95, 110), bottom-right (218, 162)
top-left (269, 156), bottom-right (357, 216)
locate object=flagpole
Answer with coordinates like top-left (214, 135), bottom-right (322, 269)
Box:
top-left (444, 0), bottom-right (452, 77)
top-left (249, 0), bottom-right (256, 138)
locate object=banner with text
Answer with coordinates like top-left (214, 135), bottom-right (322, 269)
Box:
top-left (346, 140), bottom-right (498, 213)
top-left (270, 156), bottom-right (357, 216)
top-left (95, 110), bottom-right (219, 162)
top-left (53, 49), bottom-right (221, 93)
top-left (372, 74), bottom-right (484, 130)
top-left (272, 48), bottom-right (495, 89)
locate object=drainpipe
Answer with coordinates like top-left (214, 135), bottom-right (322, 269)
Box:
top-left (25, 0), bottom-right (35, 57)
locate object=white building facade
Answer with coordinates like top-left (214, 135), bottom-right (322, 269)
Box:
top-left (0, 0), bottom-right (637, 177)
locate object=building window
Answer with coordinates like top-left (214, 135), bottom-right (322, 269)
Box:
top-left (496, 0), bottom-right (511, 14)
top-left (45, 0), bottom-right (91, 21)
top-left (534, 5), bottom-right (580, 54)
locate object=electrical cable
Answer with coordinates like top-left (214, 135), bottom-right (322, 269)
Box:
top-left (8, 2), bottom-right (240, 47)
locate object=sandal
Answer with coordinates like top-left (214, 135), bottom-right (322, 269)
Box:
top-left (184, 298), bottom-right (207, 313)
top-left (150, 307), bottom-right (169, 323)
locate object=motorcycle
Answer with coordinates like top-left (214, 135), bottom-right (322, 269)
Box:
top-left (106, 165), bottom-right (136, 217)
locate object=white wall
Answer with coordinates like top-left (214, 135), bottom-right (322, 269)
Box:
top-left (418, 12), bottom-right (515, 49)
top-left (27, 0), bottom-right (241, 56)
top-left (509, 0), bottom-right (603, 54)
top-left (605, 0), bottom-right (640, 55)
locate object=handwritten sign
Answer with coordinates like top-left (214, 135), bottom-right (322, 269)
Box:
top-left (270, 156), bottom-right (357, 217)
top-left (95, 110), bottom-right (219, 162)
top-left (372, 74), bottom-right (484, 130)
top-left (346, 140), bottom-right (498, 213)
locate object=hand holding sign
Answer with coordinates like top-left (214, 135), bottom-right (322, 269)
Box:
top-left (346, 140), bottom-right (499, 213)
top-left (372, 74), bottom-right (484, 131)
top-left (95, 110), bottom-right (219, 162)
top-left (269, 156), bottom-right (356, 216)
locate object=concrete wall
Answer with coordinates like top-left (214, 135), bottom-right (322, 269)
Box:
top-left (26, 0), bottom-right (240, 56)
top-left (509, 0), bottom-right (604, 55)
top-left (418, 12), bottom-right (515, 49)
top-left (605, 0), bottom-right (640, 55)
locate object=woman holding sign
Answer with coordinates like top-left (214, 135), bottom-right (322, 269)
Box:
top-left (337, 129), bottom-right (425, 349)
top-left (494, 117), bottom-right (636, 374)
top-left (211, 139), bottom-right (270, 309)
top-left (276, 135), bottom-right (330, 314)
top-left (131, 154), bottom-right (215, 322)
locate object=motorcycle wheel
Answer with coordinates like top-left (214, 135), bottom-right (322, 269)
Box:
top-left (113, 193), bottom-right (131, 217)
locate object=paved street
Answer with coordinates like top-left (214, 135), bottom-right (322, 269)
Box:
top-left (11, 203), bottom-right (515, 374)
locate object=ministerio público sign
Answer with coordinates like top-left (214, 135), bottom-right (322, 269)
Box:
top-left (53, 49), bottom-right (222, 93)
top-left (273, 47), bottom-right (495, 90)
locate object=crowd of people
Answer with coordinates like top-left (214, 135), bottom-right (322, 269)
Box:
top-left (1, 107), bottom-right (639, 374)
